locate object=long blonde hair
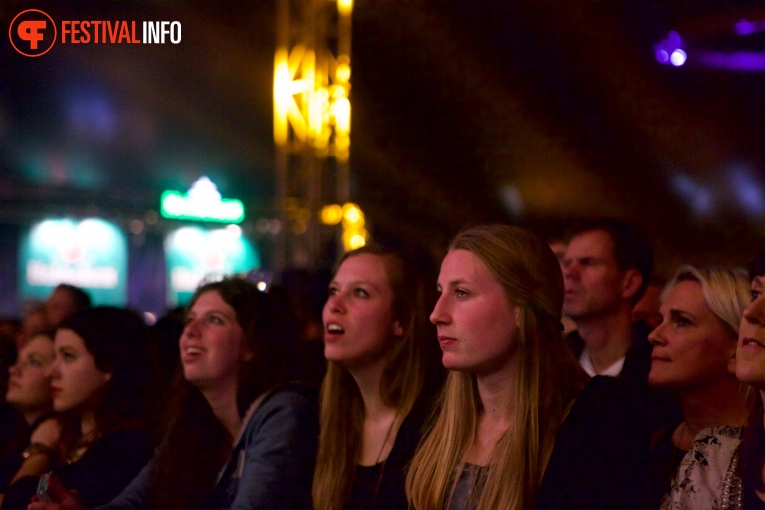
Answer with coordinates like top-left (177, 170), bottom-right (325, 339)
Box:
top-left (312, 245), bottom-right (432, 510)
top-left (406, 225), bottom-right (588, 510)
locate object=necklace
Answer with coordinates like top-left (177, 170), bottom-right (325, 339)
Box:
top-left (372, 412), bottom-right (398, 505)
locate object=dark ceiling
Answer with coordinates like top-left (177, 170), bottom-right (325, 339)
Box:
top-left (2, 0), bottom-right (765, 276)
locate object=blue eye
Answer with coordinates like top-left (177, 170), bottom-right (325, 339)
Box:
top-left (353, 288), bottom-right (369, 298)
top-left (752, 290), bottom-right (761, 302)
top-left (455, 289), bottom-right (468, 298)
top-left (676, 316), bottom-right (692, 327)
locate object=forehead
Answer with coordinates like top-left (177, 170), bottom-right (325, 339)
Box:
top-left (54, 328), bottom-right (86, 349)
top-left (567, 230), bottom-right (616, 259)
top-left (191, 291), bottom-right (235, 314)
top-left (439, 249), bottom-right (494, 282)
top-left (48, 288), bottom-right (74, 305)
top-left (21, 335), bottom-right (54, 357)
top-left (661, 279), bottom-right (705, 311)
top-left (334, 253), bottom-right (390, 285)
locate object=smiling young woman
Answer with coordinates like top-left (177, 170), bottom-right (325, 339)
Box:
top-left (406, 225), bottom-right (650, 510)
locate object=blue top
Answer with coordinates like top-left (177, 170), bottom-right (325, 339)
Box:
top-left (97, 384), bottom-right (318, 510)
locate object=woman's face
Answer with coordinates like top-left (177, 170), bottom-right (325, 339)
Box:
top-left (736, 275), bottom-right (765, 387)
top-left (180, 290), bottom-right (246, 394)
top-left (6, 334), bottom-right (55, 414)
top-left (50, 329), bottom-right (112, 413)
top-left (430, 249), bottom-right (520, 376)
top-left (648, 280), bottom-right (737, 390)
top-left (322, 253), bottom-right (402, 370)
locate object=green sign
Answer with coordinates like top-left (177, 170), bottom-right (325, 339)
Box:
top-left (19, 218), bottom-right (127, 305)
top-left (160, 176), bottom-right (245, 223)
top-left (165, 226), bottom-right (260, 306)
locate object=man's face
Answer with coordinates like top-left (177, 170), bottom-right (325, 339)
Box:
top-left (562, 230), bottom-right (626, 321)
top-left (46, 288), bottom-right (77, 327)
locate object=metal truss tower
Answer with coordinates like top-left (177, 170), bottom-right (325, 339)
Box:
top-left (273, 0), bottom-right (352, 270)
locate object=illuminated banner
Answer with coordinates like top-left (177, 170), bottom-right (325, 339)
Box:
top-left (19, 218), bottom-right (127, 305)
top-left (160, 176), bottom-right (245, 223)
top-left (165, 226), bottom-right (260, 306)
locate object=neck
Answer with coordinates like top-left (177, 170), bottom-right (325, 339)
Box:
top-left (201, 384), bottom-right (243, 442)
top-left (20, 407), bottom-right (47, 427)
top-left (576, 308), bottom-right (634, 371)
top-left (675, 378), bottom-right (748, 447)
top-left (475, 360), bottom-right (518, 425)
top-left (348, 358), bottom-right (393, 420)
top-left (80, 410), bottom-right (97, 440)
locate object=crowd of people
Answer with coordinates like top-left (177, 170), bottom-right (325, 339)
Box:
top-left (0, 218), bottom-right (763, 509)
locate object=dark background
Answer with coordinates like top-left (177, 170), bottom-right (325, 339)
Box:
top-left (2, 0), bottom-right (765, 292)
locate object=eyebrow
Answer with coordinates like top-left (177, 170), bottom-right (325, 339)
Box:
top-left (668, 309), bottom-right (695, 320)
top-left (329, 279), bottom-right (381, 291)
top-left (436, 278), bottom-right (470, 288)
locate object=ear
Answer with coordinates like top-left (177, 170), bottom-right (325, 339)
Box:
top-left (102, 372), bottom-right (112, 383)
top-left (392, 320), bottom-right (404, 337)
top-left (242, 349), bottom-right (255, 362)
top-left (513, 305), bottom-right (521, 328)
top-left (621, 269), bottom-right (643, 302)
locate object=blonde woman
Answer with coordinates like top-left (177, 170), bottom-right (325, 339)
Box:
top-left (407, 224), bottom-right (650, 510)
top-left (643, 266), bottom-right (751, 509)
top-left (312, 245), bottom-right (441, 510)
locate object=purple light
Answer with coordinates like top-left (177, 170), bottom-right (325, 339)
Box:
top-left (670, 49), bottom-right (687, 66)
top-left (734, 19), bottom-right (759, 35)
top-left (694, 51), bottom-right (765, 71)
top-left (654, 31), bottom-right (684, 65)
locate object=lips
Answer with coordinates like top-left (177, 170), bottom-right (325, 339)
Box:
top-left (324, 322), bottom-right (345, 342)
top-left (50, 387), bottom-right (61, 396)
top-left (438, 335), bottom-right (457, 349)
top-left (741, 338), bottom-right (765, 349)
top-left (181, 345), bottom-right (206, 363)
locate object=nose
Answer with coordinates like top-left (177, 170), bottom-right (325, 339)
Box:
top-left (430, 294), bottom-right (450, 325)
top-left (325, 291), bottom-right (346, 315)
top-left (648, 321), bottom-right (666, 347)
top-left (182, 317), bottom-right (202, 339)
top-left (47, 357), bottom-right (61, 380)
top-left (743, 293), bottom-right (765, 326)
top-left (562, 260), bottom-right (579, 281)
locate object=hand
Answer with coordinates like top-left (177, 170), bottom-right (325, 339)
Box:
top-left (26, 473), bottom-right (86, 510)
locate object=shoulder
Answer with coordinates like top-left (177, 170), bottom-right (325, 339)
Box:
top-left (242, 383), bottom-right (319, 438)
top-left (257, 383), bottom-right (318, 416)
top-left (664, 426), bottom-right (743, 509)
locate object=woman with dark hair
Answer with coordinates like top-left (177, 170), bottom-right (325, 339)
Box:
top-left (2, 307), bottom-right (158, 510)
top-left (30, 277), bottom-right (318, 510)
top-left (312, 245), bottom-right (442, 510)
top-left (0, 331), bottom-right (56, 505)
top-left (406, 225), bottom-right (649, 510)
